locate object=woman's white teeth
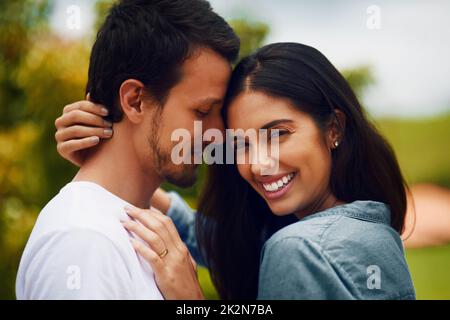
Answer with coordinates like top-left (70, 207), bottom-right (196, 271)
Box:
top-left (263, 173), bottom-right (294, 192)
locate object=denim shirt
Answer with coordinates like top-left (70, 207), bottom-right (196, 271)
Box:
top-left (166, 192), bottom-right (416, 300)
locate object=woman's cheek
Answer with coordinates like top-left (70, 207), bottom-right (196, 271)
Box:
top-left (302, 144), bottom-right (333, 194)
top-left (236, 163), bottom-right (244, 177)
top-left (278, 138), bottom-right (307, 167)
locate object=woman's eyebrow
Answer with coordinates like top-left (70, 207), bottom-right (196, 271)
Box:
top-left (260, 119), bottom-right (294, 130)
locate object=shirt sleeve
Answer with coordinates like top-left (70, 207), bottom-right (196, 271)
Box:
top-left (257, 236), bottom-right (357, 300)
top-left (20, 229), bottom-right (135, 300)
top-left (166, 191), bottom-right (204, 266)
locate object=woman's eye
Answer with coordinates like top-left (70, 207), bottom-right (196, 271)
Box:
top-left (270, 129), bottom-right (289, 139)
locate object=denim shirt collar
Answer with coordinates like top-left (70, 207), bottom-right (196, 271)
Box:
top-left (299, 200), bottom-right (391, 226)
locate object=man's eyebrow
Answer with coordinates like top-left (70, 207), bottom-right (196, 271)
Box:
top-left (195, 97), bottom-right (223, 107)
top-left (260, 119), bottom-right (294, 130)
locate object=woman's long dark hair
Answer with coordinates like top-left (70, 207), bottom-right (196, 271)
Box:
top-left (196, 43), bottom-right (408, 299)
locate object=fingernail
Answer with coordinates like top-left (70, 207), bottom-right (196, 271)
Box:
top-left (124, 206), bottom-right (134, 213)
top-left (103, 120), bottom-right (113, 127)
top-left (104, 128), bottom-right (113, 137)
top-left (101, 108), bottom-right (109, 116)
top-left (90, 136), bottom-right (100, 144)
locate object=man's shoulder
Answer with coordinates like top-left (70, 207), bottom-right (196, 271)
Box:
top-left (16, 227), bottom-right (135, 299)
top-left (20, 182), bottom-right (134, 278)
top-left (20, 227), bottom-right (131, 272)
top-left (32, 182), bottom-right (129, 242)
top-left (16, 183), bottom-right (164, 300)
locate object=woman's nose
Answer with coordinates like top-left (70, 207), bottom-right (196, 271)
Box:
top-left (250, 149), bottom-right (278, 176)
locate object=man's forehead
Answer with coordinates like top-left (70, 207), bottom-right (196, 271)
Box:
top-left (181, 47), bottom-right (232, 78)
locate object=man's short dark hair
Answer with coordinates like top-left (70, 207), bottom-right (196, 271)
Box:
top-left (86, 0), bottom-right (240, 121)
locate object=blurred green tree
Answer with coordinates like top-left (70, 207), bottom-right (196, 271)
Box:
top-left (0, 0), bottom-right (52, 298)
top-left (341, 65), bottom-right (375, 100)
top-left (0, 0), bottom-right (91, 298)
top-left (230, 19), bottom-right (270, 60)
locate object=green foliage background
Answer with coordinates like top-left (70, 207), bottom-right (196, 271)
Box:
top-left (0, 0), bottom-right (449, 300)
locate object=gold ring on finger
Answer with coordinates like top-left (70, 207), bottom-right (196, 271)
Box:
top-left (158, 248), bottom-right (168, 258)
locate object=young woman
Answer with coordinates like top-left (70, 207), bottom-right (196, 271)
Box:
top-left (54, 43), bottom-right (416, 299)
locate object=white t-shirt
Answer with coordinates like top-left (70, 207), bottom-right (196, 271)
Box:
top-left (16, 181), bottom-right (163, 300)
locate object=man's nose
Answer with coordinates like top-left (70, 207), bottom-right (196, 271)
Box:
top-left (202, 116), bottom-right (225, 146)
top-left (210, 113), bottom-right (225, 132)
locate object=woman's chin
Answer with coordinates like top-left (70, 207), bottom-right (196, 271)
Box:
top-left (267, 203), bottom-right (297, 217)
top-left (267, 195), bottom-right (308, 217)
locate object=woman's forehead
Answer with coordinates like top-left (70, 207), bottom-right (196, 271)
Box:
top-left (226, 91), bottom-right (301, 129)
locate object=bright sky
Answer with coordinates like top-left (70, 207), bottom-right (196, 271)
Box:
top-left (51, 0), bottom-right (450, 118)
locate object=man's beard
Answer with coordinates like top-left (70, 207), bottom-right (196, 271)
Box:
top-left (148, 118), bottom-right (198, 188)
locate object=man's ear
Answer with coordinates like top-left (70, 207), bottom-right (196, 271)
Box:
top-left (119, 79), bottom-right (146, 124)
top-left (327, 109), bottom-right (346, 148)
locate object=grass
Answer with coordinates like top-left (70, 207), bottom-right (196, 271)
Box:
top-left (198, 267), bottom-right (220, 300)
top-left (405, 245), bottom-right (450, 299)
top-left (379, 113), bottom-right (450, 299)
top-left (374, 113), bottom-right (450, 188)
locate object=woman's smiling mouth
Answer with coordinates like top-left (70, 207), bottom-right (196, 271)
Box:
top-left (258, 172), bottom-right (297, 200)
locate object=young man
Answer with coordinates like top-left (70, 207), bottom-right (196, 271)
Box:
top-left (16, 0), bottom-right (239, 299)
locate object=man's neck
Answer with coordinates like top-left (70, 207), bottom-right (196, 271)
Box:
top-left (73, 125), bottom-right (161, 209)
